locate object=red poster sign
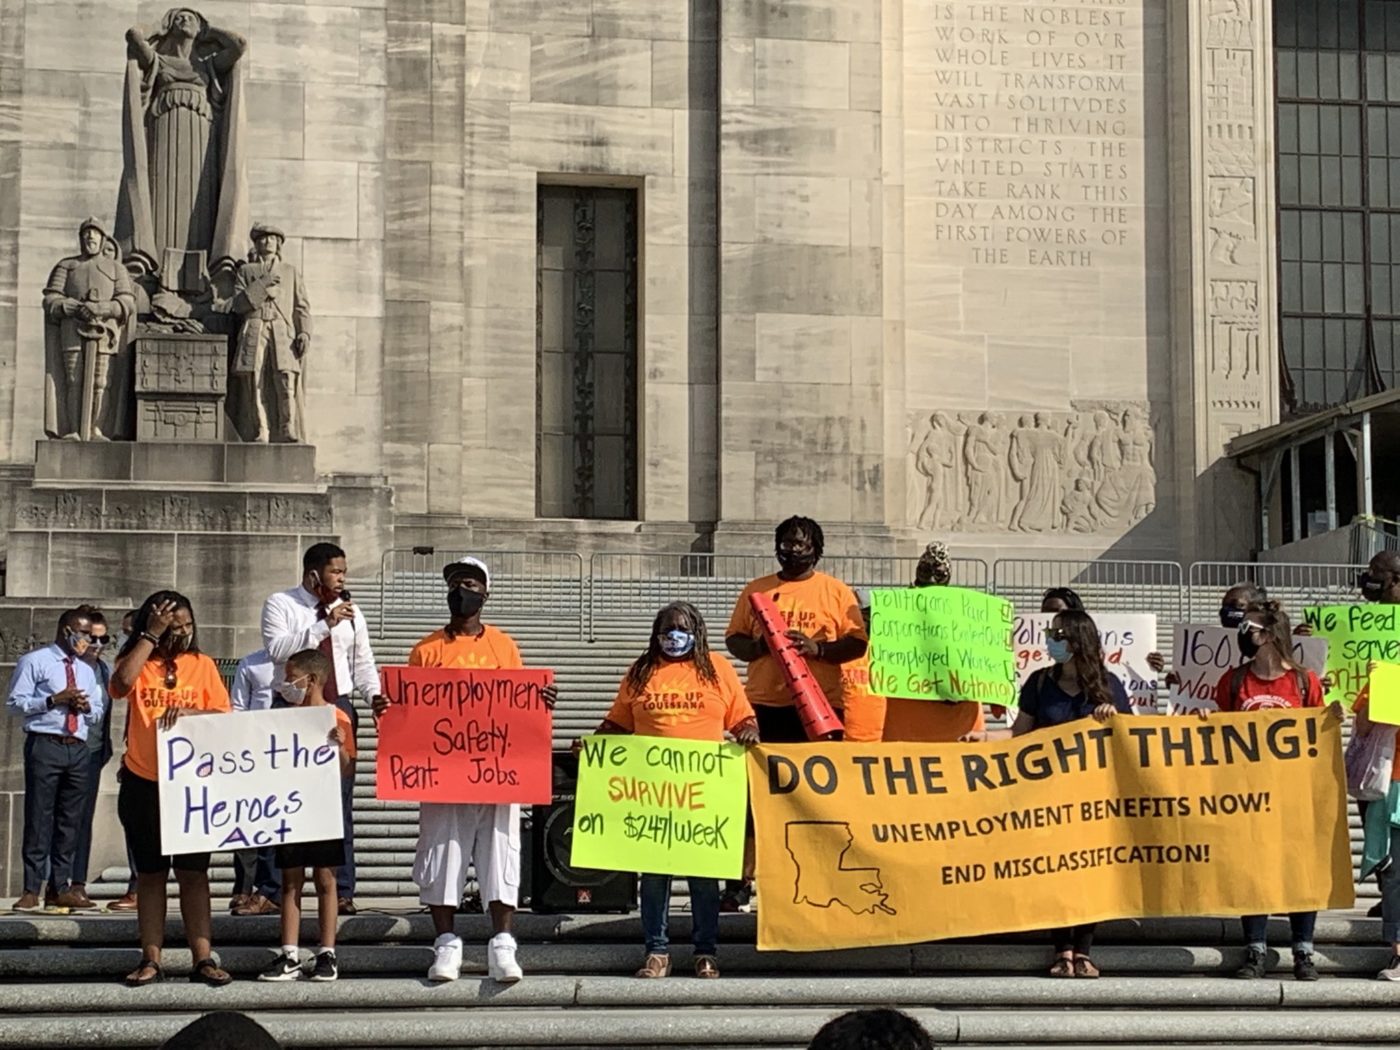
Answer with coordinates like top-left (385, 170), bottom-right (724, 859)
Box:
top-left (376, 667), bottom-right (554, 804)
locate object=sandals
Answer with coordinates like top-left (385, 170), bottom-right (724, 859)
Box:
top-left (189, 957), bottom-right (233, 987)
top-left (634, 953), bottom-right (671, 979)
top-left (125, 959), bottom-right (165, 987)
top-left (1048, 957), bottom-right (1074, 978)
top-left (694, 955), bottom-right (720, 979)
top-left (1073, 956), bottom-right (1100, 979)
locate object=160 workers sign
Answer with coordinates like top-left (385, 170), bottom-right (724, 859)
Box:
top-left (747, 710), bottom-right (1352, 951)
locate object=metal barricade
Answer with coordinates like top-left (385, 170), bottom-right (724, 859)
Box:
top-left (374, 548), bottom-right (586, 640)
top-left (585, 553), bottom-right (991, 641)
top-left (1186, 561), bottom-right (1364, 623)
top-left (991, 558), bottom-right (1185, 620)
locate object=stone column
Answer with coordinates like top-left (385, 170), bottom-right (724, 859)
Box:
top-left (1170, 0), bottom-right (1279, 559)
top-left (715, 0), bottom-right (891, 552)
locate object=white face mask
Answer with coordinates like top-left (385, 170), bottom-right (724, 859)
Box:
top-left (281, 677), bottom-right (309, 705)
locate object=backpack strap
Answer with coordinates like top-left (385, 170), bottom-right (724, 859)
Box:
top-left (1228, 665), bottom-right (1249, 710)
top-left (1294, 667), bottom-right (1311, 705)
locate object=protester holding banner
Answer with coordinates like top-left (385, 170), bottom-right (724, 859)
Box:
top-left (593, 601), bottom-right (758, 979)
top-left (258, 649), bottom-right (352, 983)
top-left (1206, 600), bottom-right (1328, 981)
top-left (879, 546), bottom-right (987, 743)
top-left (373, 557), bottom-right (556, 984)
top-left (969, 608), bottom-right (1129, 976)
top-left (110, 591), bottom-right (233, 987)
top-left (723, 516), bottom-right (866, 908)
top-left (1351, 679), bottom-right (1400, 980)
top-left (838, 591), bottom-right (886, 742)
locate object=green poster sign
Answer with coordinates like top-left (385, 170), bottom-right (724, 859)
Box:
top-left (570, 734), bottom-right (748, 879)
top-left (1302, 603), bottom-right (1400, 706)
top-left (868, 585), bottom-right (1016, 704)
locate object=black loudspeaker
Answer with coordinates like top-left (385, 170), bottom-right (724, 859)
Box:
top-left (522, 752), bottom-right (637, 914)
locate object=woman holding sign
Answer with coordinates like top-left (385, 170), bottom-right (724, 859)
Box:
top-left (110, 591), bottom-right (232, 987)
top-left (594, 601), bottom-right (759, 979)
top-left (967, 609), bottom-right (1131, 978)
top-left (1207, 601), bottom-right (1329, 982)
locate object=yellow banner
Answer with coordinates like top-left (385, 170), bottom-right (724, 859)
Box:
top-left (749, 711), bottom-right (1353, 951)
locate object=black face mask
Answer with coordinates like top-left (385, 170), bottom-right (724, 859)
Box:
top-left (776, 550), bottom-right (816, 575)
top-left (1219, 607), bottom-right (1246, 629)
top-left (448, 588), bottom-right (486, 619)
top-left (1361, 573), bottom-right (1386, 601)
top-left (1237, 626), bottom-right (1262, 659)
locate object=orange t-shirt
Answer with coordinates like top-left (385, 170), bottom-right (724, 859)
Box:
top-left (604, 655), bottom-right (755, 741)
top-left (1214, 666), bottom-right (1324, 712)
top-left (331, 704), bottom-right (357, 761)
top-left (114, 653), bottom-right (231, 781)
top-left (839, 655), bottom-right (887, 742)
top-left (726, 571), bottom-right (867, 708)
top-left (408, 625), bottom-right (524, 671)
top-left (881, 697), bottom-right (986, 743)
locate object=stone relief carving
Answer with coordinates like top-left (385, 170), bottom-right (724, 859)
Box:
top-left (230, 223), bottom-right (312, 443)
top-left (907, 403), bottom-right (1157, 534)
top-left (42, 219), bottom-right (138, 441)
top-left (14, 491), bottom-right (331, 532)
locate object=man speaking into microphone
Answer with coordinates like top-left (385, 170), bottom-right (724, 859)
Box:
top-left (246, 542), bottom-right (383, 917)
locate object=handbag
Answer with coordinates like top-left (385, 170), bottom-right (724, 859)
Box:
top-left (1346, 723), bottom-right (1397, 801)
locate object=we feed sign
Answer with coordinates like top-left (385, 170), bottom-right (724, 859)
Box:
top-left (158, 707), bottom-right (343, 854)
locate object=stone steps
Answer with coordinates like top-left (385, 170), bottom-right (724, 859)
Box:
top-left (6, 910), bottom-right (1400, 1047)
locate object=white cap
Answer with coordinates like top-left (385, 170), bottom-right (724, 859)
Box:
top-left (442, 556), bottom-right (490, 589)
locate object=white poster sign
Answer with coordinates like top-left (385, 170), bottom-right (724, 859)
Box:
top-left (158, 706), bottom-right (343, 854)
top-left (1167, 624), bottom-right (1329, 714)
top-left (1013, 612), bottom-right (1159, 711)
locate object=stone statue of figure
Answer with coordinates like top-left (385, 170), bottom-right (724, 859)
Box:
top-left (963, 412), bottom-right (1006, 525)
top-left (43, 218), bottom-right (137, 441)
top-left (231, 223), bottom-right (311, 443)
top-left (117, 8), bottom-right (249, 293)
top-left (1117, 406), bottom-right (1157, 523)
top-left (1009, 413), bottom-right (1065, 533)
top-left (915, 412), bottom-right (960, 530)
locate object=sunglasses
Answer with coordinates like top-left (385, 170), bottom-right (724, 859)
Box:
top-left (162, 658), bottom-right (178, 690)
top-left (1047, 628), bottom-right (1069, 641)
top-left (89, 637), bottom-right (110, 648)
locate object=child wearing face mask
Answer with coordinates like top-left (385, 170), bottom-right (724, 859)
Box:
top-left (1207, 600), bottom-right (1333, 982)
top-left (593, 602), bottom-right (759, 980)
top-left (258, 648), bottom-right (352, 983)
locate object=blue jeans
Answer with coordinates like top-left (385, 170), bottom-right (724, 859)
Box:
top-left (640, 874), bottom-right (719, 956)
top-left (1242, 912), bottom-right (1316, 954)
top-left (70, 749), bottom-right (108, 885)
top-left (1378, 825), bottom-right (1400, 944)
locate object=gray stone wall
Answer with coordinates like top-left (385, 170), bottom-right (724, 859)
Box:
top-left (382, 0), bottom-right (719, 525)
top-left (0, 0), bottom-right (386, 477)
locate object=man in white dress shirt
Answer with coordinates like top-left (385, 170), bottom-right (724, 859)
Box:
top-left (244, 543), bottom-right (383, 916)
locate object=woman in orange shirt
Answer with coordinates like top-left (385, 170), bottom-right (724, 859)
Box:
top-left (110, 591), bottom-right (232, 987)
top-left (594, 602), bottom-right (758, 981)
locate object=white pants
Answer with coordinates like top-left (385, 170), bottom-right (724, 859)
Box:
top-left (413, 802), bottom-right (521, 908)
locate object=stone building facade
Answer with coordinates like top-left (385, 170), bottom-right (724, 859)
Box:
top-left (0, 0), bottom-right (1285, 634)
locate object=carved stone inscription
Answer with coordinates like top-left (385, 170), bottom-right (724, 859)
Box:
top-left (907, 403), bottom-right (1157, 534)
top-left (924, 0), bottom-right (1140, 269)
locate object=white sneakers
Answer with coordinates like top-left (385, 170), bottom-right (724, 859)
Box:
top-left (427, 932), bottom-right (523, 983)
top-left (428, 934), bottom-right (463, 982)
top-left (488, 932), bottom-right (523, 983)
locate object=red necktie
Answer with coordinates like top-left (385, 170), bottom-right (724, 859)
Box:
top-left (62, 658), bottom-right (78, 736)
top-left (315, 604), bottom-right (341, 702)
